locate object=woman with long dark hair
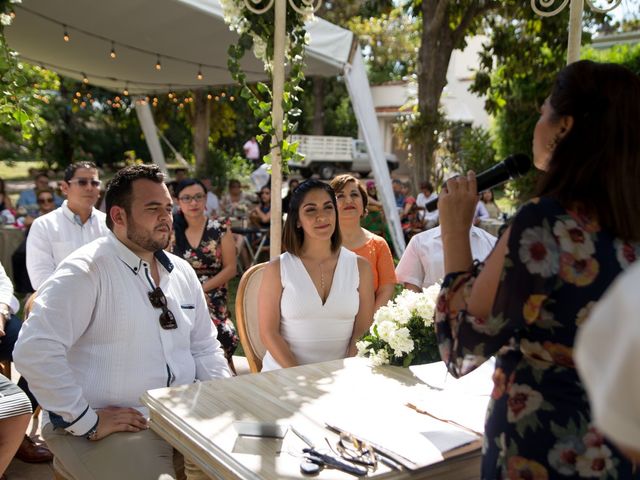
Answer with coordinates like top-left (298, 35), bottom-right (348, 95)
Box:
top-left (170, 179), bottom-right (239, 372)
top-left (258, 179), bottom-right (374, 371)
top-left (435, 60), bottom-right (640, 478)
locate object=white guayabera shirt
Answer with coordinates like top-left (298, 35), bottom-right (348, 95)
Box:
top-left (15, 233), bottom-right (231, 437)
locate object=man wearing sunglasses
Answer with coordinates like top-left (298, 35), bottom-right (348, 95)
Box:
top-left (26, 161), bottom-right (109, 290)
top-left (15, 164), bottom-right (232, 480)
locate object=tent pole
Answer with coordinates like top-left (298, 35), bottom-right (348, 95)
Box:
top-left (269, 0), bottom-right (285, 259)
top-left (134, 100), bottom-right (167, 174)
top-left (567, 0), bottom-right (584, 64)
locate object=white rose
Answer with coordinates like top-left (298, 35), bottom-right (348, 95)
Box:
top-left (373, 305), bottom-right (394, 325)
top-left (370, 349), bottom-right (390, 367)
top-left (355, 340), bottom-right (371, 357)
top-left (376, 320), bottom-right (396, 343)
top-left (388, 327), bottom-right (414, 357)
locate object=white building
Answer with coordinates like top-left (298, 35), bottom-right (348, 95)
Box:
top-left (368, 36), bottom-right (491, 173)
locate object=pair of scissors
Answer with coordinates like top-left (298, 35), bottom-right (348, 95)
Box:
top-left (291, 427), bottom-right (367, 477)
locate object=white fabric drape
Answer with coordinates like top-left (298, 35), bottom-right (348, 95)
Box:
top-left (134, 101), bottom-right (167, 174)
top-left (344, 46), bottom-right (405, 257)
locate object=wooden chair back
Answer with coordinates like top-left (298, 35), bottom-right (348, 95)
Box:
top-left (234, 262), bottom-right (267, 373)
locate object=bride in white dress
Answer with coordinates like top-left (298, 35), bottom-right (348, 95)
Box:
top-left (259, 179), bottom-right (375, 371)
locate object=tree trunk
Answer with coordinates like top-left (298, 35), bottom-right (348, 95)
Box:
top-left (412, 1), bottom-right (456, 189)
top-left (311, 77), bottom-right (325, 135)
top-left (193, 89), bottom-right (211, 173)
top-left (413, 1), bottom-right (499, 190)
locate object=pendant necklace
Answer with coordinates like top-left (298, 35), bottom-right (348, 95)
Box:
top-left (319, 261), bottom-right (325, 296)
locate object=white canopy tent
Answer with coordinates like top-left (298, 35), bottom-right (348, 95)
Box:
top-left (6, 0), bottom-right (405, 255)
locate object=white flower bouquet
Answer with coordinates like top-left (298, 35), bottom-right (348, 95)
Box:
top-left (357, 285), bottom-right (441, 367)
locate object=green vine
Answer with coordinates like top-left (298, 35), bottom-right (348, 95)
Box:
top-left (221, 0), bottom-right (310, 173)
top-left (0, 0), bottom-right (35, 140)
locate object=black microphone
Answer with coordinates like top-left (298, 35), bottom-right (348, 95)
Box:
top-left (425, 154), bottom-right (531, 212)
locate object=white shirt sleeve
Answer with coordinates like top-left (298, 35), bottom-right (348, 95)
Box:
top-left (14, 260), bottom-right (100, 436)
top-left (475, 201), bottom-right (489, 220)
top-left (395, 237), bottom-right (425, 289)
top-left (26, 217), bottom-right (57, 290)
top-left (575, 265), bottom-right (640, 451)
top-left (0, 262), bottom-right (19, 313)
top-left (184, 266), bottom-right (232, 381)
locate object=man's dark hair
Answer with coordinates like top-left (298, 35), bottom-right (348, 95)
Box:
top-left (105, 164), bottom-right (165, 230)
top-left (63, 161), bottom-right (98, 182)
top-left (35, 172), bottom-right (50, 181)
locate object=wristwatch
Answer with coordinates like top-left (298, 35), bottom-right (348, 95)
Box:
top-left (85, 423), bottom-right (99, 441)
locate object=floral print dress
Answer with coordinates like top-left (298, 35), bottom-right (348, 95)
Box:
top-left (171, 217), bottom-right (239, 360)
top-left (435, 197), bottom-right (640, 479)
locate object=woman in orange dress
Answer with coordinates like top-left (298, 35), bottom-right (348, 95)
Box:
top-left (330, 175), bottom-right (397, 312)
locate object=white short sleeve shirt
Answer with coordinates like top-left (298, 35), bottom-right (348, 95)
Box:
top-left (395, 226), bottom-right (497, 289)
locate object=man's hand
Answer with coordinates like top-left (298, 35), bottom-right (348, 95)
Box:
top-left (92, 407), bottom-right (148, 441)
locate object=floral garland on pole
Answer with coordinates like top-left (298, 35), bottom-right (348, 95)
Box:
top-left (0, 0), bottom-right (35, 139)
top-left (220, 0), bottom-right (316, 172)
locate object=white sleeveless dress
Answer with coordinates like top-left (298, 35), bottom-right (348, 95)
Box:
top-left (261, 247), bottom-right (360, 371)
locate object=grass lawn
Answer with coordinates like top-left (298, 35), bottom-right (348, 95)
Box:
top-left (0, 161), bottom-right (50, 181)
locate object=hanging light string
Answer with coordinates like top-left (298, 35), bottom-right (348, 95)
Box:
top-left (20, 55), bottom-right (237, 108)
top-left (18, 55), bottom-right (215, 93)
top-left (14, 4), bottom-right (264, 77)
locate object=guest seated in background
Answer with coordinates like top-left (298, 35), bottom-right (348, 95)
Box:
top-left (416, 181), bottom-right (439, 229)
top-left (361, 180), bottom-right (389, 240)
top-left (0, 178), bottom-right (14, 213)
top-left (281, 178), bottom-right (299, 214)
top-left (171, 179), bottom-right (239, 372)
top-left (480, 189), bottom-right (502, 219)
top-left (12, 188), bottom-right (59, 295)
top-left (16, 172), bottom-right (63, 216)
top-left (26, 161), bottom-right (108, 290)
top-left (330, 175), bottom-right (396, 311)
top-left (396, 222), bottom-right (496, 291)
top-left (200, 177), bottom-right (220, 218)
top-left (400, 181), bottom-right (422, 240)
top-left (18, 188), bottom-right (56, 230)
top-left (391, 179), bottom-right (404, 209)
top-left (220, 179), bottom-right (251, 219)
top-left (249, 184), bottom-right (271, 229)
top-left (434, 60), bottom-right (640, 478)
top-left (258, 179), bottom-right (374, 371)
top-left (576, 261), bottom-right (640, 464)
top-left (220, 179), bottom-right (253, 267)
top-left (473, 198), bottom-right (490, 225)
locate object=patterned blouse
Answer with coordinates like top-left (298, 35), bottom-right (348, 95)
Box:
top-left (435, 197), bottom-right (640, 479)
top-left (171, 216), bottom-right (239, 359)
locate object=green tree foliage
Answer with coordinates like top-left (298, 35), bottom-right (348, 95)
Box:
top-left (470, 4), bottom-right (609, 200)
top-left (583, 42), bottom-right (640, 75)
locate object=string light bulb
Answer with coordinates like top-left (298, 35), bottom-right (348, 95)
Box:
top-left (207, 94), bottom-right (212, 100)
top-left (155, 55), bottom-right (162, 71)
top-left (196, 65), bottom-right (203, 81)
top-left (82, 73), bottom-right (89, 84)
top-left (123, 84), bottom-right (129, 96)
top-left (63, 25), bottom-right (70, 42)
top-left (110, 41), bottom-right (117, 59)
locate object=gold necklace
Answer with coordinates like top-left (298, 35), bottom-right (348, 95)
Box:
top-left (319, 261), bottom-right (325, 295)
